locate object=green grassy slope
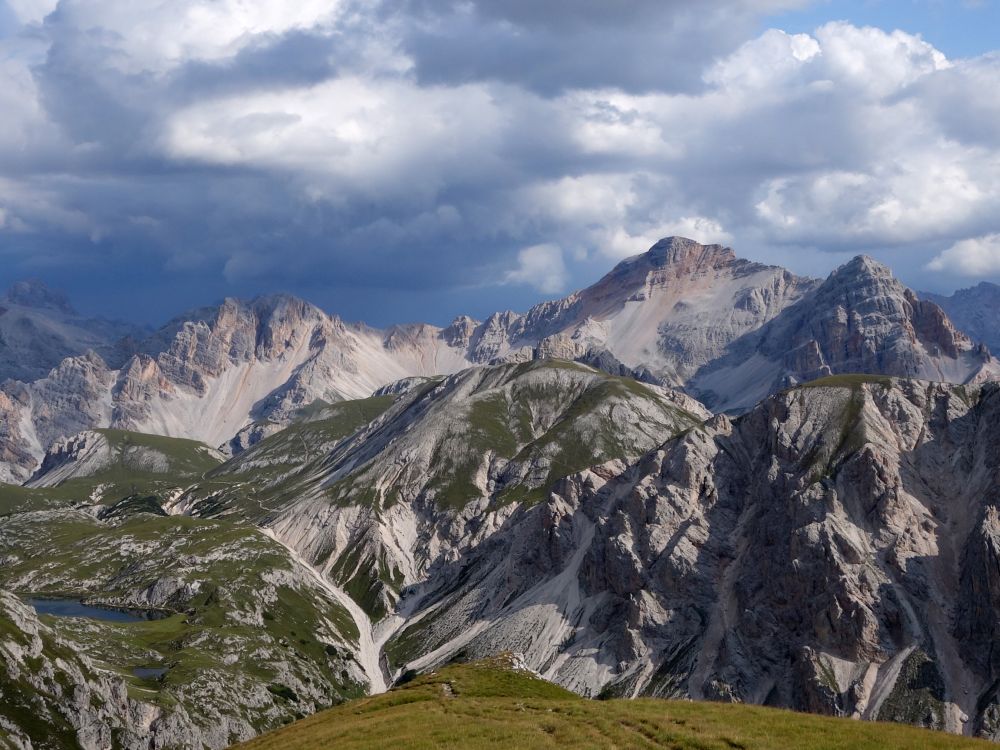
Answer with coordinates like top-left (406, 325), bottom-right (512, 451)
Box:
top-left (178, 394), bottom-right (399, 518)
top-left (324, 360), bottom-right (702, 514)
top-left (0, 428), bottom-right (223, 515)
top-left (218, 395), bottom-right (397, 476)
top-left (0, 509), bottom-right (366, 737)
top-left (237, 660), bottom-right (993, 750)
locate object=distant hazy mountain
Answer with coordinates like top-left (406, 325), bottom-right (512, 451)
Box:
top-left (923, 282), bottom-right (1000, 354)
top-left (0, 279), bottom-right (143, 383)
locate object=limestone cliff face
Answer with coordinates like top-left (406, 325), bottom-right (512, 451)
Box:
top-left (692, 256), bottom-right (997, 411)
top-left (0, 295), bottom-right (441, 478)
top-left (112, 295), bottom-right (362, 442)
top-left (238, 361), bottom-right (709, 619)
top-left (0, 352), bottom-right (116, 482)
top-left (272, 377), bottom-right (999, 739)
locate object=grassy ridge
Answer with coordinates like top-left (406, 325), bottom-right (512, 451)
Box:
top-left (238, 660), bottom-right (993, 750)
top-left (0, 428), bottom-right (223, 515)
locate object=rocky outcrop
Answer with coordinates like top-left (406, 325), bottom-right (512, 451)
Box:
top-left (241, 361), bottom-right (708, 620)
top-left (0, 588), bottom-right (227, 749)
top-left (0, 352), bottom-right (117, 483)
top-left (277, 377), bottom-right (1000, 740)
top-left (0, 388), bottom-right (34, 484)
top-left (692, 256), bottom-right (998, 411)
top-left (0, 500), bottom-right (370, 748)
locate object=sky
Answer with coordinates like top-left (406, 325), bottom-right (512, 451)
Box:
top-left (1, 0), bottom-right (999, 327)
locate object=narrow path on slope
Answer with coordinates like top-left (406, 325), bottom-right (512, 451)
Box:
top-left (259, 527), bottom-right (388, 693)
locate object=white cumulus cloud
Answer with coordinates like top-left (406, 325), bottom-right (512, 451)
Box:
top-left (504, 244), bottom-right (568, 294)
top-left (927, 234), bottom-right (1000, 276)
top-left (1, 0), bottom-right (1000, 317)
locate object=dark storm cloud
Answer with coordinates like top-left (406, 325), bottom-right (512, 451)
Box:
top-left (396, 0), bottom-right (802, 95)
top-left (0, 0), bottom-right (1000, 328)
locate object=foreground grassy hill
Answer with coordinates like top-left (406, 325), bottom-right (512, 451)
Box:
top-left (237, 659), bottom-right (993, 750)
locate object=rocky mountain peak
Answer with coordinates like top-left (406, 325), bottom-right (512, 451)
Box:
top-left (579, 238), bottom-right (759, 318)
top-left (690, 251), bottom-right (996, 411)
top-left (4, 279), bottom-right (75, 314)
top-left (583, 237), bottom-right (740, 302)
top-left (442, 315), bottom-right (480, 348)
top-left (249, 293), bottom-right (325, 322)
top-left (830, 254), bottom-right (896, 283)
top-left (643, 236), bottom-right (737, 269)
top-left (810, 254), bottom-right (914, 311)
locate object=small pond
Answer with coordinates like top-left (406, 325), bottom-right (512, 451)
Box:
top-left (132, 667), bottom-right (168, 680)
top-left (28, 598), bottom-right (160, 623)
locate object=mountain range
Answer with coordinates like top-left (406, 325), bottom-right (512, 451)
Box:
top-left (1, 237), bottom-right (996, 484)
top-left (4, 238), bottom-right (1000, 749)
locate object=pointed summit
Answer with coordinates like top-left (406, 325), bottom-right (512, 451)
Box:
top-left (599, 237), bottom-right (746, 292)
top-left (831, 254), bottom-right (895, 282)
top-left (812, 254), bottom-right (909, 313)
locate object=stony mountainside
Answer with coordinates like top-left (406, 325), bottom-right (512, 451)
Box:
top-left (253, 361), bottom-right (707, 629)
top-left (0, 360), bottom-right (708, 744)
top-left (2, 238), bottom-right (993, 485)
top-left (0, 280), bottom-right (141, 383)
top-left (924, 282), bottom-right (1000, 355)
top-left (691, 257), bottom-right (997, 411)
top-left (330, 376), bottom-right (1000, 740)
top-left (0, 587), bottom-right (164, 750)
top-left (9, 368), bottom-right (1000, 743)
top-left (444, 236), bottom-right (820, 382)
top-left (0, 295), bottom-right (465, 482)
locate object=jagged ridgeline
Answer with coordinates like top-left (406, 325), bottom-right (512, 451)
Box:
top-left (4, 239), bottom-right (1000, 749)
top-left (4, 238), bottom-right (996, 486)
